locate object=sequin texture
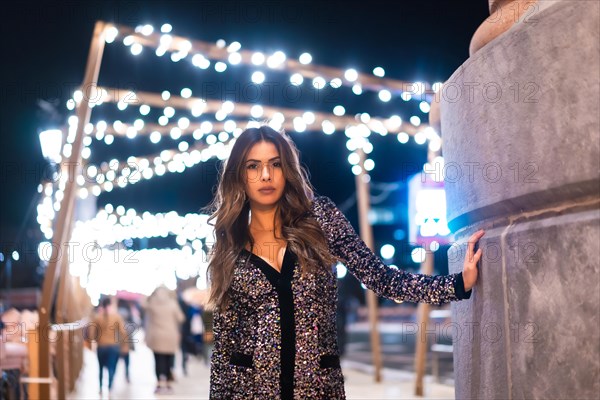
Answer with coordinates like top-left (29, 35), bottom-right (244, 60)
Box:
top-left (209, 196), bottom-right (469, 399)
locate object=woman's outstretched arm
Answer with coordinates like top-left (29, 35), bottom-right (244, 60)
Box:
top-left (312, 196), bottom-right (483, 305)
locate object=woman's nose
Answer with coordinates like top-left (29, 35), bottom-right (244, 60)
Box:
top-left (261, 164), bottom-right (272, 181)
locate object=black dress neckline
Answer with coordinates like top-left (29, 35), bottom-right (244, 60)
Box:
top-left (242, 247), bottom-right (295, 286)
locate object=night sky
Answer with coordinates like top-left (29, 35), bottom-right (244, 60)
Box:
top-left (0, 1), bottom-right (489, 285)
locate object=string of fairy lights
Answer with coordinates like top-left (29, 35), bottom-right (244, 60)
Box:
top-left (37, 207), bottom-right (214, 298)
top-left (35, 22), bottom-right (445, 299)
top-left (104, 23), bottom-right (444, 100)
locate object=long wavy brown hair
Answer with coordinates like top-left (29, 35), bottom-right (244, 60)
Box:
top-left (205, 126), bottom-right (337, 310)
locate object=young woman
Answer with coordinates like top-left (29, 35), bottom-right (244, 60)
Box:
top-left (206, 125), bottom-right (484, 399)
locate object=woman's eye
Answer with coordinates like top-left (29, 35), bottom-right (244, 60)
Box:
top-left (272, 161), bottom-right (282, 168)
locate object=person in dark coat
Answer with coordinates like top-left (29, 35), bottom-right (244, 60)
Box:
top-left (205, 126), bottom-right (484, 399)
top-left (116, 298), bottom-right (136, 383)
top-left (179, 297), bottom-right (204, 375)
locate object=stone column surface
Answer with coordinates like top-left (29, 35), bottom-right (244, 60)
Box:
top-left (441, 1), bottom-right (599, 399)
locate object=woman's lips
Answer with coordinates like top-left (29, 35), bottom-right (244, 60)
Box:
top-left (258, 188), bottom-right (275, 194)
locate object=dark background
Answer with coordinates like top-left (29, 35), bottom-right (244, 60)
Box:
top-left (0, 1), bottom-right (489, 289)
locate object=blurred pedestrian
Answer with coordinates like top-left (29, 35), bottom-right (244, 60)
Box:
top-left (143, 286), bottom-right (185, 394)
top-left (179, 296), bottom-right (203, 375)
top-left (117, 298), bottom-right (136, 383)
top-left (87, 297), bottom-right (127, 397)
top-left (200, 307), bottom-right (214, 365)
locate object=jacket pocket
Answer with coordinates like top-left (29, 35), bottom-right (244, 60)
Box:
top-left (229, 352), bottom-right (254, 368)
top-left (319, 354), bottom-right (341, 369)
top-left (227, 353), bottom-right (256, 399)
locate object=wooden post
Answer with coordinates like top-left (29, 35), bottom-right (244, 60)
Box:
top-left (56, 249), bottom-right (74, 399)
top-left (70, 325), bottom-right (84, 392)
top-left (354, 148), bottom-right (383, 382)
top-left (36, 20), bottom-right (107, 399)
top-left (26, 329), bottom-right (41, 400)
top-left (414, 248), bottom-right (434, 396)
top-left (56, 328), bottom-right (69, 399)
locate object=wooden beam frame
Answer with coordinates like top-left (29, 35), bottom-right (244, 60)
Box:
top-left (35, 19), bottom-right (445, 390)
top-left (36, 21), bottom-right (107, 399)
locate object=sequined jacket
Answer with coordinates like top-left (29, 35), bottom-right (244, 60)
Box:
top-left (209, 196), bottom-right (471, 399)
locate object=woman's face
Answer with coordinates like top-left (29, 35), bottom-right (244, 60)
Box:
top-left (243, 141), bottom-right (285, 210)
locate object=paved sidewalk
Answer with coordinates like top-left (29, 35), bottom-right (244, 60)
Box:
top-left (342, 360), bottom-right (454, 399)
top-left (69, 344), bottom-right (454, 399)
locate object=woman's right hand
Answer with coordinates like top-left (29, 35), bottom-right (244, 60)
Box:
top-left (462, 230), bottom-right (485, 291)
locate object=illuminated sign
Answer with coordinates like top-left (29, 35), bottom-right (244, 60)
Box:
top-left (408, 172), bottom-right (451, 247)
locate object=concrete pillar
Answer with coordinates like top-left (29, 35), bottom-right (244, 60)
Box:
top-left (441, 1), bottom-right (599, 398)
